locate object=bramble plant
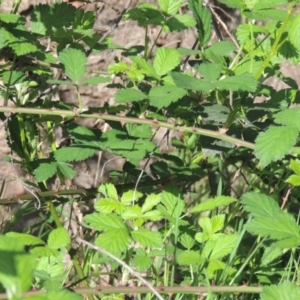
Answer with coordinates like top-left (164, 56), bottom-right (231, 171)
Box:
top-left (1, 0), bottom-right (300, 299)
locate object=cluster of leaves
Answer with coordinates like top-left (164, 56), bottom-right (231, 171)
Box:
top-left (1, 0), bottom-right (300, 299)
top-left (0, 228), bottom-right (81, 300)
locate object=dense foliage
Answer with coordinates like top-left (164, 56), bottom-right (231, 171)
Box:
top-left (1, 0), bottom-right (300, 299)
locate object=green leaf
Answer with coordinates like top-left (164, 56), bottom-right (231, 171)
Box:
top-left (47, 228), bottom-right (70, 249)
top-left (115, 88), bottom-right (148, 103)
top-left (59, 48), bottom-right (87, 82)
top-left (149, 85), bottom-right (187, 109)
top-left (121, 205), bottom-right (142, 220)
top-left (121, 190), bottom-right (143, 205)
top-left (30, 4), bottom-right (73, 35)
top-left (211, 214), bottom-right (225, 233)
top-left (242, 192), bottom-right (300, 244)
top-left (253, 0), bottom-right (288, 10)
top-left (84, 213), bottom-right (127, 231)
top-left (54, 146), bottom-right (99, 162)
top-left (125, 3), bottom-right (164, 27)
top-left (198, 63), bottom-right (222, 80)
top-left (214, 73), bottom-right (258, 92)
top-left (158, 0), bottom-right (183, 16)
top-left (177, 250), bottom-right (203, 265)
top-left (2, 70), bottom-right (28, 86)
top-left (203, 235), bottom-right (238, 260)
top-left (50, 2), bottom-right (77, 28)
top-left (244, 9), bottom-right (287, 22)
top-left (177, 47), bottom-right (200, 55)
top-left (205, 41), bottom-right (237, 57)
top-left (288, 159), bottom-right (300, 176)
top-left (30, 3), bottom-right (76, 35)
top-left (0, 28), bottom-right (6, 50)
top-left (30, 246), bottom-right (54, 257)
top-left (261, 282), bottom-right (300, 300)
top-left (289, 12), bottom-right (300, 52)
top-left (187, 0), bottom-right (212, 46)
top-left (160, 186), bottom-right (185, 220)
top-left (95, 229), bottom-right (130, 254)
top-left (94, 198), bottom-right (123, 214)
top-left (126, 124), bottom-right (153, 138)
top-left (131, 229), bottom-right (163, 248)
top-left (274, 108), bottom-right (300, 130)
top-left (170, 72), bottom-right (215, 94)
top-left (285, 174), bottom-right (300, 186)
top-left (104, 182), bottom-right (119, 200)
top-left (179, 233), bottom-right (195, 249)
top-left (198, 217), bottom-right (212, 233)
top-left (166, 14), bottom-right (196, 32)
top-left (56, 162), bottom-right (75, 180)
top-left (236, 24), bottom-right (268, 45)
top-left (0, 13), bottom-right (25, 24)
top-left (132, 252), bottom-right (153, 271)
top-left (207, 259), bottom-right (229, 278)
top-left (153, 48), bottom-right (181, 76)
top-left (108, 61), bottom-right (130, 74)
top-left (142, 210), bottom-right (163, 221)
top-left (6, 233), bottom-right (45, 246)
top-left (241, 192), bottom-right (282, 218)
top-left (79, 76), bottom-right (111, 86)
top-left (191, 196), bottom-right (237, 213)
top-left (261, 245), bottom-right (283, 266)
top-left (142, 194), bottom-right (161, 213)
top-left (35, 253), bottom-right (65, 282)
top-left (0, 235), bottom-right (36, 299)
top-left (130, 56), bottom-right (159, 79)
top-left (33, 160), bottom-right (57, 182)
top-left (64, 123), bottom-right (99, 145)
top-left (217, 0), bottom-right (246, 9)
top-left (9, 41), bottom-right (38, 56)
top-left (254, 126), bottom-right (299, 168)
